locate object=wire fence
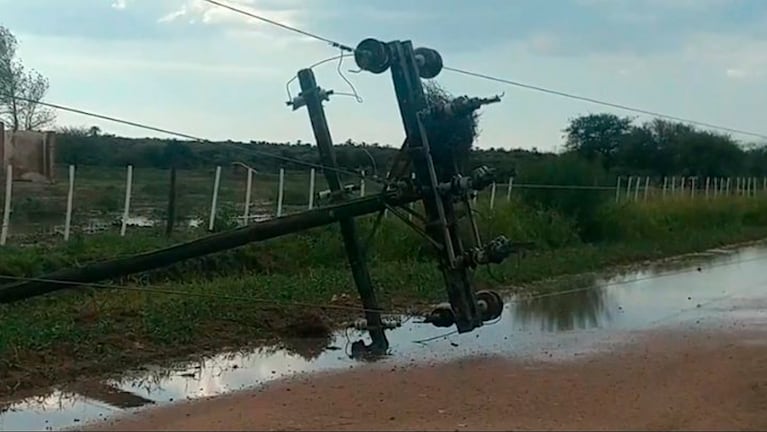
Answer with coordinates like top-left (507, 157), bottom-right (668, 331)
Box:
top-left (0, 165), bottom-right (765, 247)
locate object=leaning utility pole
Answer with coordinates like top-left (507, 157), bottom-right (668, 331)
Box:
top-left (353, 38), bottom-right (508, 334)
top-left (0, 37), bottom-right (515, 355)
top-left (291, 68), bottom-right (388, 354)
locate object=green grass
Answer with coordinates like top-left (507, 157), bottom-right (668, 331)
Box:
top-left (2, 195), bottom-right (767, 392)
top-left (4, 165), bottom-right (381, 238)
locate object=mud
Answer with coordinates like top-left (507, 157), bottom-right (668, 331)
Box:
top-left (90, 327), bottom-right (767, 431)
top-left (2, 244), bottom-right (767, 431)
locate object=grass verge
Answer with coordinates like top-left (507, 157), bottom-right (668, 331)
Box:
top-left (2, 196), bottom-right (767, 395)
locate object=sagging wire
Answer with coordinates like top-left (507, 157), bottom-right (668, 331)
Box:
top-left (1, 93), bottom-right (378, 185)
top-left (0, 274), bottom-right (407, 316)
top-left (285, 49), bottom-right (364, 105)
top-left (336, 49), bottom-right (363, 103)
top-left (413, 248), bottom-right (767, 344)
top-left (203, 0), bottom-right (767, 140)
top-left (412, 313), bottom-right (505, 345)
top-left (285, 54), bottom-right (344, 103)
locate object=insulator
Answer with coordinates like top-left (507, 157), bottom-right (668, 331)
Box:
top-left (476, 290), bottom-right (504, 321)
top-left (424, 302), bottom-right (455, 328)
top-left (470, 166), bottom-right (496, 191)
top-left (413, 47), bottom-right (443, 79)
top-left (354, 38), bottom-right (390, 74)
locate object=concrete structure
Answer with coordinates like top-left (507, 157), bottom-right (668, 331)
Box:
top-left (0, 122), bottom-right (56, 183)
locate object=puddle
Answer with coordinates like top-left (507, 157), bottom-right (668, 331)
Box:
top-left (2, 244), bottom-right (767, 431)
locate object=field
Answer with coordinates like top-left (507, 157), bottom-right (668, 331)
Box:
top-left (3, 165), bottom-right (381, 240)
top-left (2, 177), bottom-right (767, 394)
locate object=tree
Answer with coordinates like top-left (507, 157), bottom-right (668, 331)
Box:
top-left (563, 113), bottom-right (635, 169)
top-left (0, 25), bottom-right (19, 129)
top-left (0, 25), bottom-right (55, 131)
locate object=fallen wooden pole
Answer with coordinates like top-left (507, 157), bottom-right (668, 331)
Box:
top-left (0, 189), bottom-right (419, 304)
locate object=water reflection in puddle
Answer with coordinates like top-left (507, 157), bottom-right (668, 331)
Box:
top-left (3, 245), bottom-right (767, 431)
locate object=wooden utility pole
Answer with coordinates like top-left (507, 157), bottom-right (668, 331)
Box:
top-left (295, 68), bottom-right (388, 354)
top-left (0, 190), bottom-right (420, 304)
top-left (0, 37), bottom-right (511, 346)
top-left (384, 40), bottom-right (482, 332)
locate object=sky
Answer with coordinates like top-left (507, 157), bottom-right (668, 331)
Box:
top-left (1, 0), bottom-right (766, 151)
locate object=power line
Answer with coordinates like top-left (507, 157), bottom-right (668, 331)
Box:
top-left (0, 274), bottom-right (407, 316)
top-left (200, 0), bottom-right (767, 141)
top-left (4, 94), bottom-right (379, 183)
top-left (413, 249), bottom-right (767, 344)
top-left (200, 0), bottom-right (353, 52)
top-left (442, 66), bottom-right (767, 140)
top-left (516, 249), bottom-right (767, 303)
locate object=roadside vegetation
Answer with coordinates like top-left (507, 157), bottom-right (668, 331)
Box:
top-left (2, 184), bottom-right (767, 393)
top-left (3, 21), bottom-right (767, 397)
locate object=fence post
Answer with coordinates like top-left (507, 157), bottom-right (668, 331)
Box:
top-left (277, 168), bottom-right (285, 217)
top-left (615, 176), bottom-right (621, 203)
top-left (120, 165), bottom-right (133, 237)
top-left (489, 182), bottom-right (497, 210)
top-left (670, 176), bottom-right (676, 196)
top-left (726, 177), bottom-right (731, 195)
top-left (662, 176), bottom-right (668, 199)
top-left (643, 176), bottom-right (650, 201)
top-left (244, 168), bottom-right (253, 221)
top-left (507, 176), bottom-right (514, 201)
top-left (409, 172), bottom-right (416, 221)
top-left (208, 165), bottom-right (222, 231)
top-left (705, 177), bottom-right (710, 199)
top-left (626, 176), bottom-right (633, 199)
top-left (166, 166), bottom-right (177, 236)
top-left (307, 168), bottom-right (315, 210)
top-left (691, 177), bottom-right (696, 199)
top-left (0, 165), bottom-right (12, 246)
top-left (633, 176), bottom-right (640, 202)
top-left (360, 170), bottom-right (366, 197)
top-left (753, 177), bottom-right (758, 197)
top-left (64, 165), bottom-right (76, 241)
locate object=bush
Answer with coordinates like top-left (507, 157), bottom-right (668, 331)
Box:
top-left (515, 153), bottom-right (613, 241)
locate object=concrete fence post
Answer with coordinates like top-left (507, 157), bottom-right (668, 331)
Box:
top-left (1, 165), bottom-right (12, 246)
top-left (489, 182), bottom-right (497, 210)
top-left (208, 165), bottom-right (222, 231)
top-left (243, 168), bottom-right (253, 222)
top-left (277, 168), bottom-right (285, 217)
top-left (308, 168), bottom-right (316, 210)
top-left (120, 165), bottom-right (133, 237)
top-left (64, 165), bottom-right (75, 241)
top-left (643, 176), bottom-right (650, 201)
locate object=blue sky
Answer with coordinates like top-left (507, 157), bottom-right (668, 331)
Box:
top-left (1, 0), bottom-right (766, 151)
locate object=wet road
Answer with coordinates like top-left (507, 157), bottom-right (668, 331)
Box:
top-left (2, 244), bottom-right (767, 431)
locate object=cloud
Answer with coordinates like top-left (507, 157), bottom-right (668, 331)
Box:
top-left (682, 32), bottom-right (767, 80)
top-left (157, 0), bottom-right (303, 28)
top-left (111, 0), bottom-right (130, 10)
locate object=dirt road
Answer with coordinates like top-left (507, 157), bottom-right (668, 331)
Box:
top-left (89, 325), bottom-right (767, 431)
